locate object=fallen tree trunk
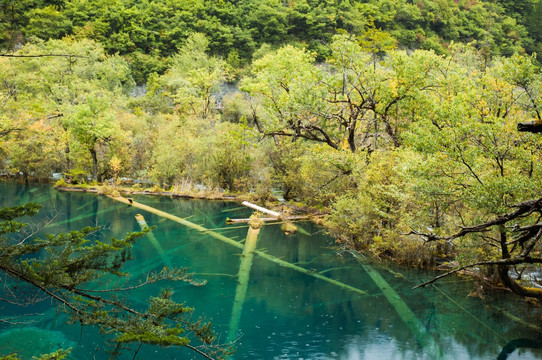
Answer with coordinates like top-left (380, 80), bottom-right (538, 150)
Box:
top-left (226, 215), bottom-right (310, 224)
top-left (241, 201), bottom-right (281, 217)
top-left (228, 223), bottom-right (261, 343)
top-left (107, 196), bottom-right (368, 296)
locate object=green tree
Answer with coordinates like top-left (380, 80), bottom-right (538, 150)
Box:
top-left (242, 34), bottom-right (438, 153)
top-left (245, 0), bottom-right (289, 45)
top-left (323, 44), bottom-right (542, 284)
top-left (0, 38), bottom-right (134, 181)
top-left (24, 6), bottom-right (72, 39)
top-left (0, 0), bottom-right (32, 50)
top-left (3, 121), bottom-right (62, 182)
top-left (401, 50), bottom-right (542, 296)
top-left (528, 0), bottom-right (542, 43)
top-left (160, 33), bottom-right (227, 118)
top-left (240, 45), bottom-right (327, 146)
top-left (62, 95), bottom-right (118, 182)
top-left (0, 203), bottom-right (231, 359)
top-left (149, 115), bottom-right (193, 187)
top-left (206, 121), bottom-right (255, 192)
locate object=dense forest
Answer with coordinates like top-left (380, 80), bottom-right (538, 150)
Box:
top-left (2, 0), bottom-right (542, 300)
top-left (2, 0), bottom-right (542, 82)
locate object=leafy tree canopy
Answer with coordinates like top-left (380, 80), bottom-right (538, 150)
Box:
top-left (1, 0), bottom-right (539, 82)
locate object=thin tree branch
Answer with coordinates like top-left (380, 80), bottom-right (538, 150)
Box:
top-left (414, 256), bottom-right (542, 289)
top-left (0, 54), bottom-right (89, 59)
top-left (404, 197), bottom-right (542, 242)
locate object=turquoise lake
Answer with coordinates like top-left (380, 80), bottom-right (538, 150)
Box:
top-left (0, 182), bottom-right (541, 359)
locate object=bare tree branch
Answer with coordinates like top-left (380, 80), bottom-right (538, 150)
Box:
top-left (0, 54), bottom-right (89, 59)
top-left (404, 197), bottom-right (542, 242)
top-left (0, 313), bottom-right (41, 325)
top-left (414, 256), bottom-right (542, 289)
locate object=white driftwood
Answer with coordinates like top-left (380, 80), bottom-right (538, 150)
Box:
top-left (241, 201), bottom-right (281, 217)
top-left (226, 215), bottom-right (309, 224)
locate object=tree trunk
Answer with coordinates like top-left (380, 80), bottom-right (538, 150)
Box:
top-left (348, 123), bottom-right (356, 152)
top-left (495, 226), bottom-right (542, 298)
top-left (497, 264), bottom-right (542, 298)
top-left (65, 144), bottom-right (71, 171)
top-left (90, 148), bottom-right (98, 182)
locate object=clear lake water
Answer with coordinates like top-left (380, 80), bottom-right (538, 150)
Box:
top-left (0, 182), bottom-right (541, 360)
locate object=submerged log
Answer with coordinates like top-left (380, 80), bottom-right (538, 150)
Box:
top-left (487, 305), bottom-right (542, 333)
top-left (361, 264), bottom-right (442, 355)
top-left (518, 121), bottom-right (542, 133)
top-left (228, 224), bottom-right (261, 343)
top-left (107, 196), bottom-right (368, 296)
top-left (135, 214), bottom-right (172, 268)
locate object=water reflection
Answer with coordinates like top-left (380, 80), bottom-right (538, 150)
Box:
top-left (497, 338), bottom-right (542, 360)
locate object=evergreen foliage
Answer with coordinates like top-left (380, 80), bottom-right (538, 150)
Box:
top-left (0, 203), bottom-right (231, 359)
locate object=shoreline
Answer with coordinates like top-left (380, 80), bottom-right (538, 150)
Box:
top-left (5, 179), bottom-right (538, 300)
top-left (53, 183), bottom-right (328, 222)
top-left (55, 185), bottom-right (240, 201)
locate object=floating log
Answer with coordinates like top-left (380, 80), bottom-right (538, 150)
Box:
top-left (241, 201), bottom-right (281, 218)
top-left (226, 215), bottom-right (309, 224)
top-left (56, 186), bottom-right (99, 193)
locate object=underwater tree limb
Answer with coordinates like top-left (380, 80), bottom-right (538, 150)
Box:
top-left (361, 263), bottom-right (443, 356)
top-left (135, 214), bottom-right (172, 267)
top-left (0, 313), bottom-right (41, 325)
top-left (487, 305), bottom-right (542, 333)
